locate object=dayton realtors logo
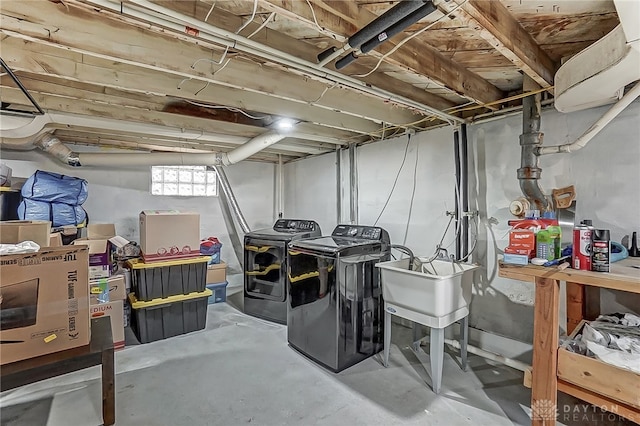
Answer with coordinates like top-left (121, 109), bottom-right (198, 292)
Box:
top-left (560, 403), bottom-right (625, 423)
top-left (531, 399), bottom-right (557, 421)
top-left (532, 399), bottom-right (625, 423)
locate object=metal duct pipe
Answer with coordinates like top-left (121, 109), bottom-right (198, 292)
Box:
top-left (35, 135), bottom-right (80, 166)
top-left (214, 165), bottom-right (251, 234)
top-left (518, 88), bottom-right (550, 211)
top-left (218, 188), bottom-right (245, 268)
top-left (538, 81), bottom-right (640, 155)
top-left (317, 0), bottom-right (428, 66)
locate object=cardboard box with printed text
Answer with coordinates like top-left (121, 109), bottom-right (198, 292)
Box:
top-left (0, 246), bottom-right (90, 365)
top-left (89, 300), bottom-right (124, 350)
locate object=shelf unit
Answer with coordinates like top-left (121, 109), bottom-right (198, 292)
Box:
top-left (499, 257), bottom-right (640, 425)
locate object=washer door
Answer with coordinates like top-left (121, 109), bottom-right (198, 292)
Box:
top-left (244, 238), bottom-right (286, 302)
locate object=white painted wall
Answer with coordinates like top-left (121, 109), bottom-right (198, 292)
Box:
top-left (285, 100), bottom-right (640, 347)
top-left (284, 152), bottom-right (338, 236)
top-left (0, 148), bottom-right (277, 281)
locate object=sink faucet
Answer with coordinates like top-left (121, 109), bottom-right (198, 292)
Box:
top-left (391, 244), bottom-right (415, 271)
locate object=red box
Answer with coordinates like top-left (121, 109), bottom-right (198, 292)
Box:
top-left (509, 229), bottom-right (535, 250)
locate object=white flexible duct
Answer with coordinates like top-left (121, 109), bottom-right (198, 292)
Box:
top-left (555, 0), bottom-right (640, 114)
top-left (36, 131), bottom-right (286, 167)
top-left (86, 0), bottom-right (462, 124)
top-left (1, 109), bottom-right (344, 151)
top-left (538, 81), bottom-right (640, 155)
top-left (1, 111), bottom-right (248, 146)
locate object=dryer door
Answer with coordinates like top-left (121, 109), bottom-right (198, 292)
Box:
top-left (244, 238), bottom-right (286, 302)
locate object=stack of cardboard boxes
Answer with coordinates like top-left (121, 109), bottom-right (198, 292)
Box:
top-left (72, 224), bottom-right (129, 349)
top-left (0, 220), bottom-right (91, 365)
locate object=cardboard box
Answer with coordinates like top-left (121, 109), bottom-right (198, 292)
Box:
top-left (0, 246), bottom-right (90, 365)
top-left (0, 220), bottom-right (52, 247)
top-left (89, 274), bottom-right (127, 305)
top-left (72, 223), bottom-right (129, 279)
top-left (139, 211), bottom-right (200, 262)
top-left (207, 261), bottom-right (227, 284)
top-left (89, 300), bottom-right (125, 350)
top-left (508, 229), bottom-right (535, 250)
top-left (49, 233), bottom-right (63, 247)
top-left (73, 238), bottom-right (110, 279)
top-left (87, 223), bottom-right (115, 240)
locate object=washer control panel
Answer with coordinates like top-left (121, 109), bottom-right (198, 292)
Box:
top-left (332, 225), bottom-right (387, 241)
top-left (274, 219), bottom-right (319, 232)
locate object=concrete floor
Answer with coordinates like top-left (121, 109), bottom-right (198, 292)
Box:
top-left (0, 286), bottom-right (633, 426)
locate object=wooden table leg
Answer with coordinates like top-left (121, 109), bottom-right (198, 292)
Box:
top-left (566, 282), bottom-right (584, 335)
top-left (532, 277), bottom-right (560, 426)
top-left (102, 347), bottom-right (115, 426)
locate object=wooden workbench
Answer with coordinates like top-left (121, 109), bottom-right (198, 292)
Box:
top-left (1, 317), bottom-right (115, 425)
top-left (499, 258), bottom-right (640, 425)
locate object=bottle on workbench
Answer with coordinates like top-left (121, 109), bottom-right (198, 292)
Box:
top-left (591, 229), bottom-right (610, 273)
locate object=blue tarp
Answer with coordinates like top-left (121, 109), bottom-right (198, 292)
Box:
top-left (21, 170), bottom-right (88, 205)
top-left (18, 199), bottom-right (87, 227)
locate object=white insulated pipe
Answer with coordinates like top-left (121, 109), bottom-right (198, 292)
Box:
top-left (538, 81), bottom-right (640, 155)
top-left (87, 0), bottom-right (462, 124)
top-left (36, 131), bottom-right (285, 167)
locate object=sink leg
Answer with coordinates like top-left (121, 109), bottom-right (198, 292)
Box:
top-left (460, 316), bottom-right (468, 371)
top-left (412, 322), bottom-right (421, 351)
top-left (383, 310), bottom-right (391, 368)
top-left (430, 327), bottom-right (445, 394)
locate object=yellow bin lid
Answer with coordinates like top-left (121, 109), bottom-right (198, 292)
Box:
top-left (127, 256), bottom-right (211, 269)
top-left (128, 289), bottom-right (212, 309)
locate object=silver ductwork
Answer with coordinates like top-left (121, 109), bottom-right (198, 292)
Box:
top-left (213, 165), bottom-right (251, 234)
top-left (35, 134), bottom-right (80, 166)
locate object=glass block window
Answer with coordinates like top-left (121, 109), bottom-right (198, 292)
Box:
top-left (151, 166), bottom-right (217, 197)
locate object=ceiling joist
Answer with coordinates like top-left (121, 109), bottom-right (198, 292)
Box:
top-left (448, 0), bottom-right (557, 89)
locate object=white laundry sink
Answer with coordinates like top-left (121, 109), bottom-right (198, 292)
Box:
top-left (375, 258), bottom-right (479, 320)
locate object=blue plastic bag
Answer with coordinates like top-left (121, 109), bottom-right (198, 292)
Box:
top-left (18, 199), bottom-right (87, 227)
top-left (21, 170), bottom-right (88, 205)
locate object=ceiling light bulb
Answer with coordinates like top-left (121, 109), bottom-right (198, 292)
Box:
top-left (275, 118), bottom-right (296, 131)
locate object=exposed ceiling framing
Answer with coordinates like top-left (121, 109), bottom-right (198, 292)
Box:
top-left (0, 0), bottom-right (620, 162)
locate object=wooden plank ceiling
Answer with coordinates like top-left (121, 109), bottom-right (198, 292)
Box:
top-left (0, 0), bottom-right (619, 162)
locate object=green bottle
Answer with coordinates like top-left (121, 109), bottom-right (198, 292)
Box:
top-left (536, 230), bottom-right (554, 261)
top-left (547, 225), bottom-right (562, 259)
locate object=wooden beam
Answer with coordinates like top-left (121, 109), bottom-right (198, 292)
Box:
top-left (446, 0), bottom-right (557, 88)
top-left (0, 1), bottom-right (421, 127)
top-left (157, 0), bottom-right (455, 111)
top-left (2, 38), bottom-right (370, 138)
top-left (261, 0), bottom-right (503, 104)
top-left (0, 85), bottom-right (334, 154)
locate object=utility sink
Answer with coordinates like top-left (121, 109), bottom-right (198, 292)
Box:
top-left (375, 258), bottom-right (479, 321)
top-left (376, 257), bottom-right (479, 394)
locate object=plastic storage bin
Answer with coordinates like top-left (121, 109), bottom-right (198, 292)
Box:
top-left (127, 256), bottom-right (210, 301)
top-left (129, 289), bottom-right (212, 343)
top-left (206, 281), bottom-right (228, 304)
